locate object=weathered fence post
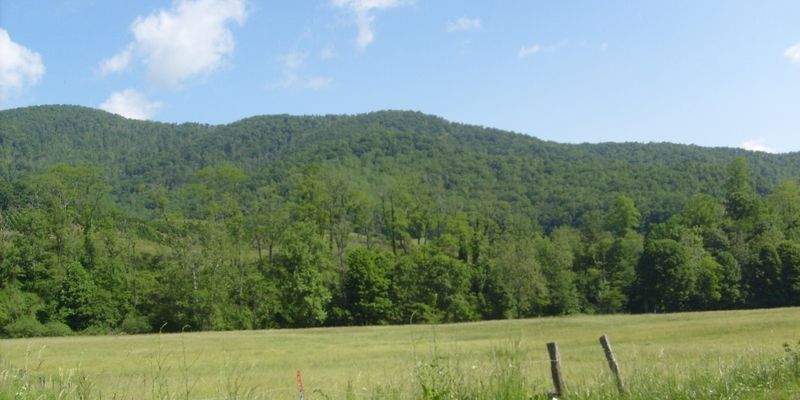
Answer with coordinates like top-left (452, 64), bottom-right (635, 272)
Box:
top-left (296, 369), bottom-right (305, 400)
top-left (546, 341), bottom-right (566, 398)
top-left (599, 335), bottom-right (625, 395)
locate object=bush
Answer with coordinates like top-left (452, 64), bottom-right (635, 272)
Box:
top-left (42, 321), bottom-right (74, 337)
top-left (4, 316), bottom-right (46, 338)
top-left (81, 325), bottom-right (113, 336)
top-left (120, 313), bottom-right (151, 334)
top-left (4, 317), bottom-right (75, 338)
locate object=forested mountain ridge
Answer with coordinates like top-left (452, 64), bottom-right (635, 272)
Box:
top-left (2, 105), bottom-right (798, 228)
top-left (1, 105), bottom-right (800, 336)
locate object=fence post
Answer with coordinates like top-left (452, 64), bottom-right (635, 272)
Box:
top-left (546, 341), bottom-right (566, 398)
top-left (599, 335), bottom-right (625, 395)
top-left (296, 369), bottom-right (305, 400)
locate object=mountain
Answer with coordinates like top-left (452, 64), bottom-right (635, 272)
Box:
top-left (2, 105), bottom-right (798, 229)
top-left (1, 104), bottom-right (800, 336)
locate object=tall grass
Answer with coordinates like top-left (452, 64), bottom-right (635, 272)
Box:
top-left (0, 337), bottom-right (265, 400)
top-left (1, 340), bottom-right (798, 399)
top-left (0, 356), bottom-right (93, 400)
top-left (405, 339), bottom-right (800, 400)
top-left (3, 309), bottom-right (800, 399)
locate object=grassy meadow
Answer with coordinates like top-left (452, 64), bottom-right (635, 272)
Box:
top-left (1, 307), bottom-right (800, 399)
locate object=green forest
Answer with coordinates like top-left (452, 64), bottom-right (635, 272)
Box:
top-left (1, 105), bottom-right (800, 337)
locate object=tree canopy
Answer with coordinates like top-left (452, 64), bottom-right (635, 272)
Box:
top-left (1, 105), bottom-right (800, 336)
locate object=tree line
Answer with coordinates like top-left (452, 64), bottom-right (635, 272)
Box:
top-left (1, 156), bottom-right (799, 337)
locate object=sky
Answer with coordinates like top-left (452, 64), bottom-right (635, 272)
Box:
top-left (1, 0), bottom-right (800, 153)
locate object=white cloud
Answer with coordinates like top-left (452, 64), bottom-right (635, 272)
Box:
top-left (518, 43), bottom-right (541, 58)
top-left (785, 43), bottom-right (800, 64)
top-left (272, 52), bottom-right (332, 90)
top-left (740, 138), bottom-right (776, 153)
top-left (0, 28), bottom-right (45, 102)
top-left (446, 17), bottom-right (481, 33)
top-left (98, 44), bottom-right (133, 76)
top-left (99, 89), bottom-right (162, 120)
top-left (331, 0), bottom-right (408, 48)
top-left (99, 0), bottom-right (247, 87)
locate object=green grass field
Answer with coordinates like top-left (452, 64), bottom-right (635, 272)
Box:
top-left (2, 308), bottom-right (800, 399)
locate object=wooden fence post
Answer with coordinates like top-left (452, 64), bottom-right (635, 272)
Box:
top-left (296, 369), bottom-right (305, 400)
top-left (546, 341), bottom-right (566, 398)
top-left (599, 335), bottom-right (625, 395)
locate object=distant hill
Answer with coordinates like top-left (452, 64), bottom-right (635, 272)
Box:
top-left (1, 104), bottom-right (798, 228)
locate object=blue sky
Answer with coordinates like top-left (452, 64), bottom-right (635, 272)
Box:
top-left (1, 1), bottom-right (800, 152)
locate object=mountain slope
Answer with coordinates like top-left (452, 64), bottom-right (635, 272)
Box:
top-left (1, 105), bottom-right (798, 228)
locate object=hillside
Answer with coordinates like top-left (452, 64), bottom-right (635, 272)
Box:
top-left (2, 105), bottom-right (799, 227)
top-left (1, 105), bottom-right (800, 335)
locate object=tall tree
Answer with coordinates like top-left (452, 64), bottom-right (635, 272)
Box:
top-left (274, 222), bottom-right (333, 327)
top-left (339, 248), bottom-right (393, 325)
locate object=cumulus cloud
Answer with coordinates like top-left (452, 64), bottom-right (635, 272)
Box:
top-left (271, 52), bottom-right (332, 90)
top-left (99, 89), bottom-right (162, 120)
top-left (98, 44), bottom-right (133, 76)
top-left (446, 17), bottom-right (481, 33)
top-left (99, 0), bottom-right (247, 87)
top-left (740, 138), bottom-right (776, 154)
top-left (518, 43), bottom-right (541, 58)
top-left (785, 43), bottom-right (800, 64)
top-left (0, 28), bottom-right (45, 102)
top-left (331, 0), bottom-right (408, 48)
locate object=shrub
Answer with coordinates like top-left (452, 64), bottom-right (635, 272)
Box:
top-left (4, 316), bottom-right (46, 337)
top-left (81, 325), bottom-right (113, 336)
top-left (120, 313), bottom-right (152, 334)
top-left (42, 321), bottom-right (74, 337)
